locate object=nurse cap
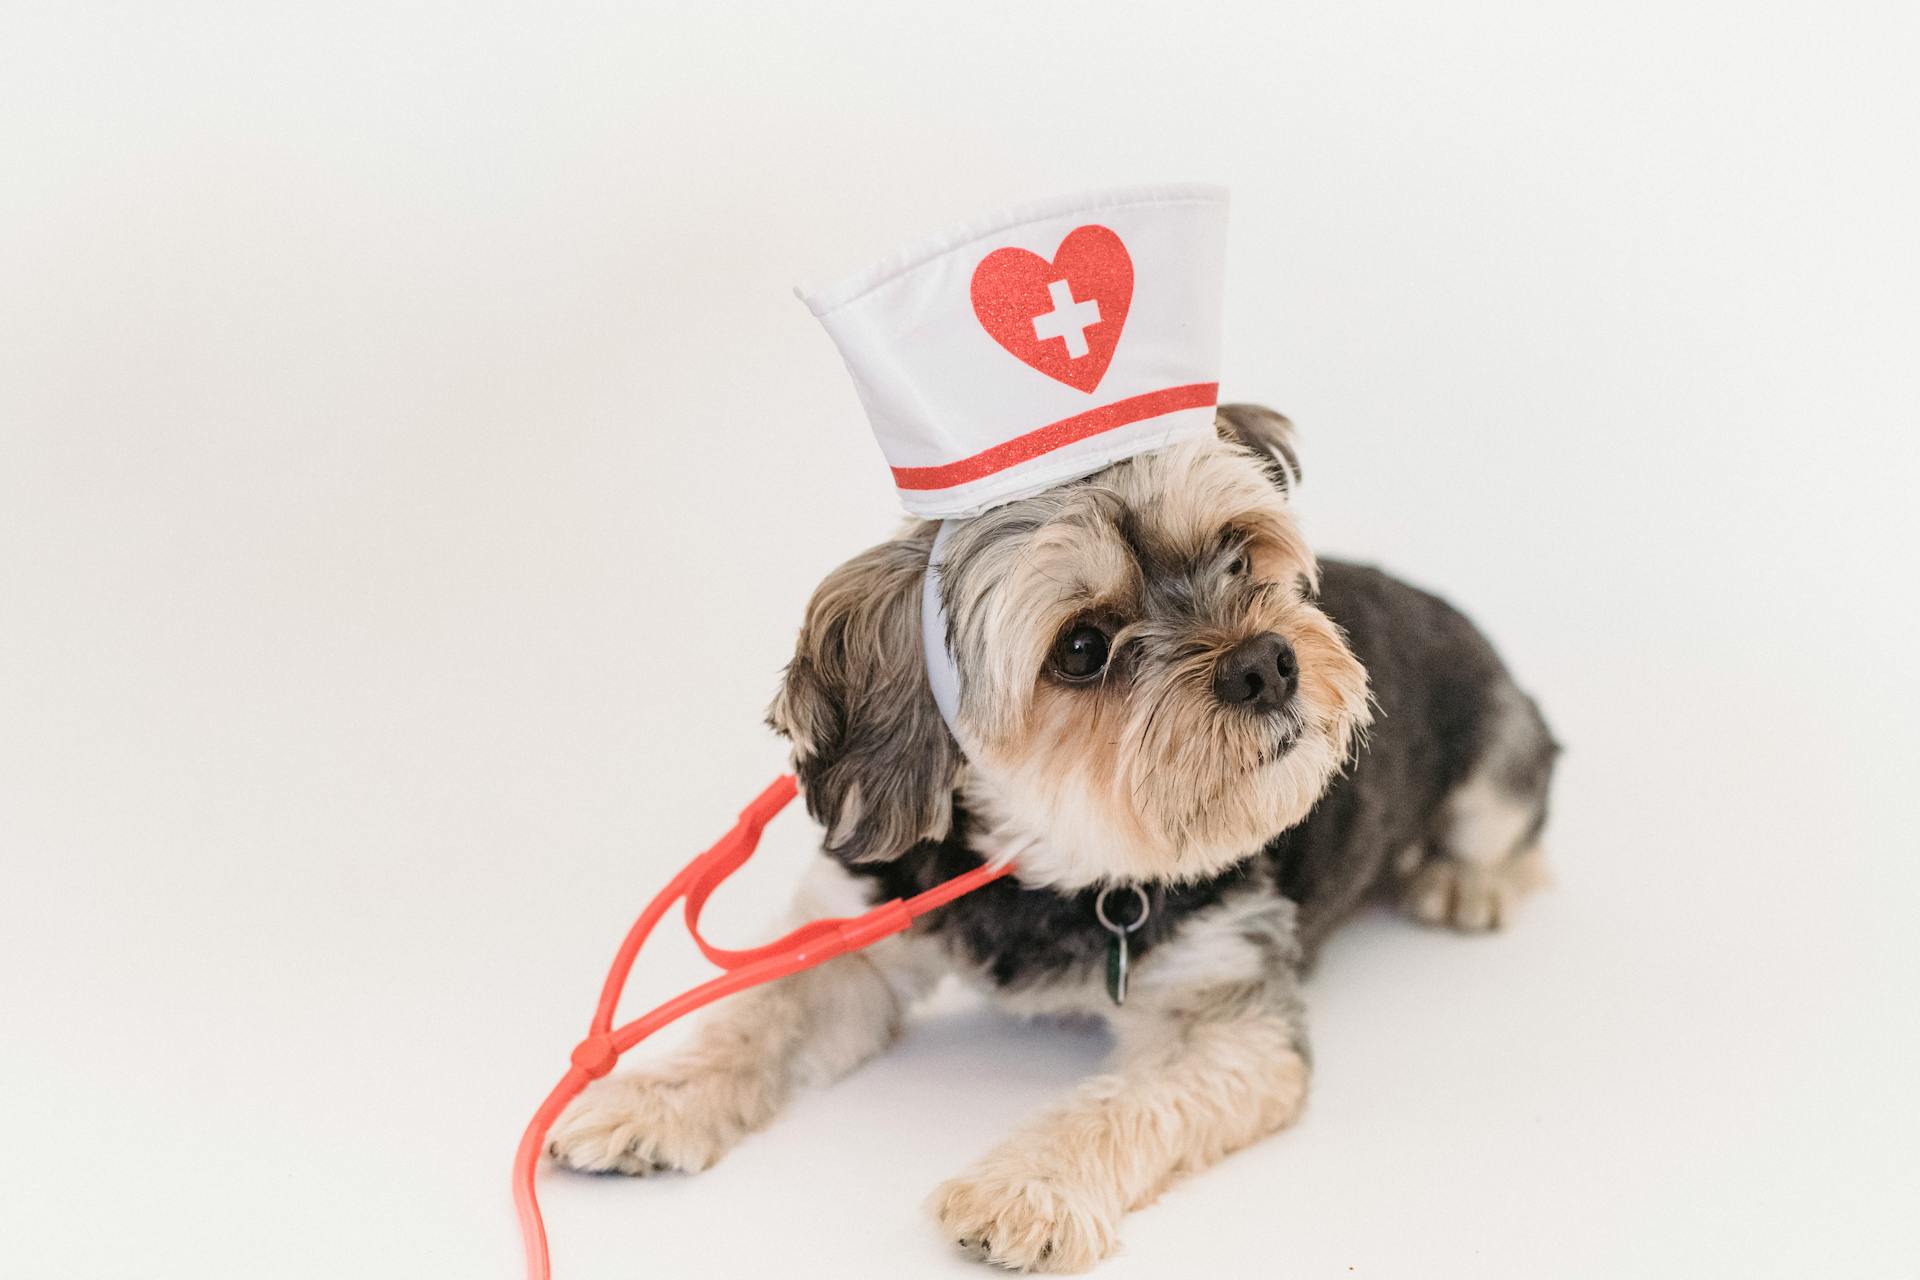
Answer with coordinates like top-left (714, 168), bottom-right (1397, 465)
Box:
top-left (798, 183), bottom-right (1229, 519)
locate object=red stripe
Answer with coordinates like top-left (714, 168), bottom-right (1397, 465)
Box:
top-left (890, 382), bottom-right (1220, 491)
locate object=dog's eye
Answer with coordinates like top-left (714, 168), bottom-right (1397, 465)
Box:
top-left (1050, 623), bottom-right (1112, 682)
top-left (1219, 528), bottom-right (1251, 576)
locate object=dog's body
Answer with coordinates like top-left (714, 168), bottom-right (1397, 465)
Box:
top-left (549, 407), bottom-right (1556, 1271)
top-left (847, 557), bottom-right (1555, 985)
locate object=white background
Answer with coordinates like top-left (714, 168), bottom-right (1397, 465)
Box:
top-left (4, 4), bottom-right (1917, 1278)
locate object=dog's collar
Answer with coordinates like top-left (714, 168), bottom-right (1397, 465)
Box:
top-left (921, 519), bottom-right (966, 745)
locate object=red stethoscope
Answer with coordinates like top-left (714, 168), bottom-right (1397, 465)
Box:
top-left (512, 774), bottom-right (1015, 1280)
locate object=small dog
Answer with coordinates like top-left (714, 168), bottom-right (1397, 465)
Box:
top-left (549, 405), bottom-right (1557, 1271)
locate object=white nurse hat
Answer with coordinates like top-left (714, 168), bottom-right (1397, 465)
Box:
top-left (798, 183), bottom-right (1229, 519)
top-left (798, 183), bottom-right (1232, 739)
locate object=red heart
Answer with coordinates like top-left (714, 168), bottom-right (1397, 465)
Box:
top-left (970, 224), bottom-right (1133, 394)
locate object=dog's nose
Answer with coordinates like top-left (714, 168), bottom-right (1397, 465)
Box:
top-left (1214, 633), bottom-right (1298, 712)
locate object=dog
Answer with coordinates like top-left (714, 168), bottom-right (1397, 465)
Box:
top-left (547, 404), bottom-right (1558, 1271)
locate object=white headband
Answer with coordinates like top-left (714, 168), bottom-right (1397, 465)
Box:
top-left (919, 519), bottom-right (965, 739)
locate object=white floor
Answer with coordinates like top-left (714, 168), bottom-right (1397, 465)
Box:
top-left (4, 4), bottom-right (1916, 1277)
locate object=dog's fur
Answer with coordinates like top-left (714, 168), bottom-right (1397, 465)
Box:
top-left (548, 405), bottom-right (1557, 1271)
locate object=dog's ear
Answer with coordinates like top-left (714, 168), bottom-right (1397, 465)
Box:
top-left (1216, 403), bottom-right (1303, 497)
top-left (768, 531), bottom-right (960, 862)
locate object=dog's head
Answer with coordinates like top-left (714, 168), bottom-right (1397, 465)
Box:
top-left (769, 406), bottom-right (1371, 886)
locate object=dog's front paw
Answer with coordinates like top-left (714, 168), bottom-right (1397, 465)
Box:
top-left (929, 1161), bottom-right (1121, 1273)
top-left (546, 1068), bottom-right (775, 1176)
top-left (1403, 845), bottom-right (1549, 932)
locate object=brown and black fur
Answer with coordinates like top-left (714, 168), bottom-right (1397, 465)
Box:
top-left (839, 555), bottom-right (1556, 982)
top-left (549, 405), bottom-right (1557, 1273)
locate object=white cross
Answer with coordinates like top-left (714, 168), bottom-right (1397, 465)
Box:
top-left (1030, 278), bottom-right (1102, 358)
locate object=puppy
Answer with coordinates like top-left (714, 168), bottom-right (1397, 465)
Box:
top-left (548, 405), bottom-right (1557, 1271)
